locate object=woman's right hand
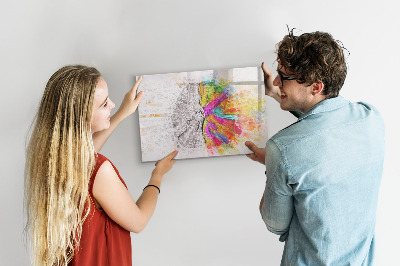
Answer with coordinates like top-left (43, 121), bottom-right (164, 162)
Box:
top-left (152, 150), bottom-right (178, 177)
top-left (262, 62), bottom-right (281, 103)
top-left (115, 76), bottom-right (144, 120)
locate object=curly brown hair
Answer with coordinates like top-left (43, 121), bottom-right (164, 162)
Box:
top-left (277, 30), bottom-right (348, 98)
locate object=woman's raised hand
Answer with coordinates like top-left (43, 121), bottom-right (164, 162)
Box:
top-left (116, 76), bottom-right (144, 119)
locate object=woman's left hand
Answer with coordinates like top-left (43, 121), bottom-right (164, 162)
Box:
top-left (116, 76), bottom-right (144, 119)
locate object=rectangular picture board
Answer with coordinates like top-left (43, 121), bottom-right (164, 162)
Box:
top-left (137, 66), bottom-right (267, 162)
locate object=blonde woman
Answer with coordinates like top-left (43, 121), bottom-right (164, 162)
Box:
top-left (25, 65), bottom-right (177, 266)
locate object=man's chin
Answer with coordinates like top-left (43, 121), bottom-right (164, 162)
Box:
top-left (279, 103), bottom-right (290, 111)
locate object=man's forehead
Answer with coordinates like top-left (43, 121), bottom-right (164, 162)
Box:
top-left (276, 64), bottom-right (286, 73)
top-left (277, 63), bottom-right (294, 76)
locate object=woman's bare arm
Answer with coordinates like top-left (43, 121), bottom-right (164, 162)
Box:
top-left (93, 151), bottom-right (178, 233)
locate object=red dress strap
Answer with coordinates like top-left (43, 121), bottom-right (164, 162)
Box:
top-left (88, 153), bottom-right (108, 205)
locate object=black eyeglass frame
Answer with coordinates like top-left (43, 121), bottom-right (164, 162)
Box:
top-left (277, 70), bottom-right (297, 86)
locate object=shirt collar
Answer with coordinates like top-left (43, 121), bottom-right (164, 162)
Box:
top-left (298, 95), bottom-right (350, 121)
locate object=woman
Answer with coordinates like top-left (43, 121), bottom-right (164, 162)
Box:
top-left (25, 65), bottom-right (177, 265)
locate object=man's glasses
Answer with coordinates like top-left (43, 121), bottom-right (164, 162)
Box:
top-left (277, 70), bottom-right (297, 86)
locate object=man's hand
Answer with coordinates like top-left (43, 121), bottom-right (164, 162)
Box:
top-left (245, 141), bottom-right (266, 165)
top-left (262, 62), bottom-right (281, 103)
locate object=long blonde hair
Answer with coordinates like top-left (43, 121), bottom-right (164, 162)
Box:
top-left (25, 65), bottom-right (101, 265)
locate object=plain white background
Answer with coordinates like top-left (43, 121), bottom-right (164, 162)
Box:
top-left (1, 0), bottom-right (399, 265)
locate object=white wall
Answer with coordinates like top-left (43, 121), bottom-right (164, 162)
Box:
top-left (1, 0), bottom-right (399, 265)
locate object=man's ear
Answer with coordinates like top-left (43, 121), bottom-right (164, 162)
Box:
top-left (312, 82), bottom-right (324, 96)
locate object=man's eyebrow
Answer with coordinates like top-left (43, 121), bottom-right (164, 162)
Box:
top-left (277, 68), bottom-right (292, 77)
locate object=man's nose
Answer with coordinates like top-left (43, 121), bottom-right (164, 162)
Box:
top-left (273, 75), bottom-right (281, 87)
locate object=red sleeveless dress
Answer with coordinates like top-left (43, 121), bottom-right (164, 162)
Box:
top-left (69, 153), bottom-right (132, 266)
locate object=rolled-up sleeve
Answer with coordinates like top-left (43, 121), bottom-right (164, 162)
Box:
top-left (260, 139), bottom-right (294, 241)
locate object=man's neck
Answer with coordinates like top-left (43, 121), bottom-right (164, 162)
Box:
top-left (301, 95), bottom-right (327, 113)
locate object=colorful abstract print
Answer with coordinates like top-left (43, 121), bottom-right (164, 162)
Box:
top-left (199, 79), bottom-right (261, 156)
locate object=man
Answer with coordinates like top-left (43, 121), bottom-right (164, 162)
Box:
top-left (245, 31), bottom-right (385, 265)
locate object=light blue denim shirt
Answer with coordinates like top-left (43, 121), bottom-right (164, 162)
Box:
top-left (261, 96), bottom-right (385, 266)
